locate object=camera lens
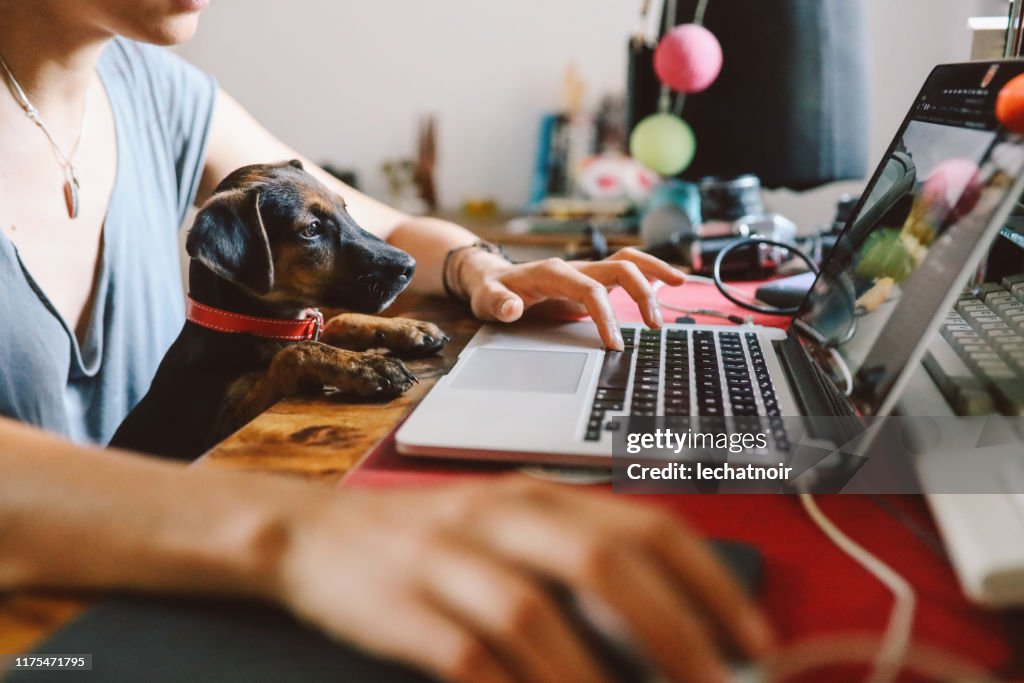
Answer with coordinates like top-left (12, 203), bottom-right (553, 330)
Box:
top-left (699, 174), bottom-right (763, 222)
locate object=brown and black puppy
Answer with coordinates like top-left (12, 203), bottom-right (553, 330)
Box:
top-left (110, 160), bottom-right (447, 460)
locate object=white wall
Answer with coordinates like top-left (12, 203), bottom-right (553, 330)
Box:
top-left (179, 0), bottom-right (639, 208)
top-left (178, 0), bottom-right (1006, 225)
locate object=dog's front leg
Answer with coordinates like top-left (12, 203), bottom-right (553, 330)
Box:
top-left (217, 341), bottom-right (418, 436)
top-left (320, 313), bottom-right (449, 358)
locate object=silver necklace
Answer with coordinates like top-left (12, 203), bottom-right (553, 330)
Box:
top-left (0, 54), bottom-right (89, 219)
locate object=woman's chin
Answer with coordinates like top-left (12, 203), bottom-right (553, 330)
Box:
top-left (134, 14), bottom-right (201, 45)
top-left (104, 0), bottom-right (205, 46)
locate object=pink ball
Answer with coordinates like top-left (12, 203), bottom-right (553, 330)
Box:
top-left (922, 158), bottom-right (981, 220)
top-left (654, 24), bottom-right (723, 93)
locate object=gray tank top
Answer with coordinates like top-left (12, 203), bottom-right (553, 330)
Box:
top-left (0, 38), bottom-right (215, 444)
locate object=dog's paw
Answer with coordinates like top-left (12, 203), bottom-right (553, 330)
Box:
top-left (322, 314), bottom-right (449, 357)
top-left (374, 318), bottom-right (450, 357)
top-left (331, 353), bottom-right (417, 398)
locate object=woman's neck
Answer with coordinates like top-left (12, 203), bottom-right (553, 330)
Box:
top-left (0, 2), bottom-right (111, 133)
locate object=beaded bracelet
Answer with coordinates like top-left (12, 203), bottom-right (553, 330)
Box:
top-left (441, 241), bottom-right (511, 302)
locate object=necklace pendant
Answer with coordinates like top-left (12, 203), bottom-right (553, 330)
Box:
top-left (63, 173), bottom-right (79, 220)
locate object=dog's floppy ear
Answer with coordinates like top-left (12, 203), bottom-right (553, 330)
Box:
top-left (186, 189), bottom-right (275, 294)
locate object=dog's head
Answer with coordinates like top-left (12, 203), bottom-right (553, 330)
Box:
top-left (185, 160), bottom-right (415, 313)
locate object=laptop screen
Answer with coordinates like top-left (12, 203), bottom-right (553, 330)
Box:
top-left (794, 61), bottom-right (1024, 415)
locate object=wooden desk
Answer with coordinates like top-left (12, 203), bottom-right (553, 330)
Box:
top-left (3, 284), bottom-right (1021, 677)
top-left (0, 292), bottom-right (481, 659)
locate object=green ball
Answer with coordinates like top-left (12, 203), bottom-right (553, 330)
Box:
top-left (629, 113), bottom-right (696, 176)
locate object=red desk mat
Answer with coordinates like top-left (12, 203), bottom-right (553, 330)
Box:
top-left (343, 281), bottom-right (1024, 675)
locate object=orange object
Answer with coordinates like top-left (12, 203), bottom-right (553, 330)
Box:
top-left (996, 74), bottom-right (1024, 133)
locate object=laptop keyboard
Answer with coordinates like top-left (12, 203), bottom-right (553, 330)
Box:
top-left (584, 327), bottom-right (782, 441)
top-left (923, 275), bottom-right (1024, 416)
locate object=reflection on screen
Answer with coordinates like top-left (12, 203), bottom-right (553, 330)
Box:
top-left (796, 65), bottom-right (1024, 415)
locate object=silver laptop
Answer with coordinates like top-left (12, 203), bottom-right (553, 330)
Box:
top-left (397, 61), bottom-right (1024, 467)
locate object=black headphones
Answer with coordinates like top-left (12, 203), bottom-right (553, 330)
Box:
top-left (711, 236), bottom-right (820, 315)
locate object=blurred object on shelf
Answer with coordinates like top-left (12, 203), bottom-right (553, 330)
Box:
top-left (507, 196), bottom-right (637, 236)
top-left (461, 197), bottom-right (498, 218)
top-left (642, 173), bottom-right (799, 277)
top-left (529, 112), bottom-right (570, 206)
top-left (530, 64), bottom-right (629, 208)
top-left (814, 193), bottom-right (861, 264)
top-left (577, 154), bottom-right (660, 201)
top-left (564, 224), bottom-right (610, 260)
top-left (827, 194), bottom-right (861, 234)
top-left (413, 114), bottom-right (438, 212)
top-left (381, 158), bottom-right (426, 214)
top-left (542, 197), bottom-right (630, 219)
top-left (380, 113), bottom-right (439, 214)
top-left (562, 63), bottom-right (596, 199)
top-left (968, 16), bottom-right (1009, 60)
top-left (507, 214), bottom-right (635, 236)
top-left (639, 178), bottom-right (701, 245)
top-left (318, 164), bottom-right (359, 190)
top-left (561, 62), bottom-right (586, 114)
top-left (700, 174), bottom-right (763, 222)
top-left (427, 208), bottom-right (643, 267)
top-left (594, 95), bottom-right (629, 154)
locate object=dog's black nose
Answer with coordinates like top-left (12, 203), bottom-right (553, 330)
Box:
top-left (384, 256), bottom-right (416, 282)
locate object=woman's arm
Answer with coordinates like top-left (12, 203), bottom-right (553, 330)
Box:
top-left (0, 416), bottom-right (299, 596)
top-left (200, 90), bottom-right (686, 351)
top-left (0, 415), bottom-right (772, 682)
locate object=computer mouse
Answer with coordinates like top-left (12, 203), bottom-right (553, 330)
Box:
top-left (558, 590), bottom-right (765, 682)
top-left (552, 585), bottom-right (655, 683)
top-left (553, 540), bottom-right (766, 682)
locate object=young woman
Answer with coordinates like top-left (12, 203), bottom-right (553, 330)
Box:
top-left (0, 2), bottom-right (774, 681)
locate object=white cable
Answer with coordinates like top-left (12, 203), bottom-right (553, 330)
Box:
top-left (675, 274), bottom-right (753, 304)
top-left (828, 346), bottom-right (854, 396)
top-left (798, 492), bottom-right (916, 683)
top-left (652, 280), bottom-right (755, 324)
top-left (656, 277), bottom-right (915, 680)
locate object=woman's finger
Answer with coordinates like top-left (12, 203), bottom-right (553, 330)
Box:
top-left (461, 489), bottom-right (733, 683)
top-left (508, 260), bottom-right (622, 349)
top-left (590, 551), bottom-right (730, 683)
top-left (606, 247), bottom-right (687, 285)
top-left (470, 258), bottom-right (621, 347)
top-left (573, 260), bottom-right (663, 328)
top-left (544, 488), bottom-right (775, 659)
top-left (350, 596), bottom-right (518, 683)
top-left (422, 538), bottom-right (612, 683)
top-left (526, 298), bottom-right (590, 321)
top-left (471, 279), bottom-right (526, 323)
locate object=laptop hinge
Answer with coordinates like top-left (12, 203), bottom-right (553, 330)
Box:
top-left (775, 331), bottom-right (831, 416)
top-left (775, 330), bottom-right (861, 444)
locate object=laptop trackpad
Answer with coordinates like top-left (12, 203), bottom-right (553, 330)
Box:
top-left (450, 349), bottom-right (588, 394)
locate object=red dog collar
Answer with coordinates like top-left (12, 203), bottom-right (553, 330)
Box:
top-left (186, 297), bottom-right (324, 341)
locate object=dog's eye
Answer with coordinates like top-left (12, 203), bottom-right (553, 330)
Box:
top-left (300, 221), bottom-right (322, 240)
